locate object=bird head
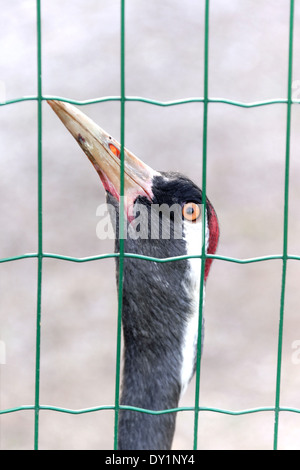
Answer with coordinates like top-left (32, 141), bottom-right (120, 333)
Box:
top-left (48, 100), bottom-right (219, 281)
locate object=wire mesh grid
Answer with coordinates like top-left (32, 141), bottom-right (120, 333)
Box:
top-left (0, 0), bottom-right (300, 450)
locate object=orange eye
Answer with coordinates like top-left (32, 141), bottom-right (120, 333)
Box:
top-left (182, 202), bottom-right (201, 222)
top-left (109, 143), bottom-right (120, 158)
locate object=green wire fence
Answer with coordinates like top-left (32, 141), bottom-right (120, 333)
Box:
top-left (0, 0), bottom-right (299, 450)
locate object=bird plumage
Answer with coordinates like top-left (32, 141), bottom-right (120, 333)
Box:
top-left (110, 174), bottom-right (218, 449)
top-left (48, 101), bottom-right (219, 450)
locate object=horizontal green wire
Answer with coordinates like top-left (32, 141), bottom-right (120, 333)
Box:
top-left (1, 95), bottom-right (300, 108)
top-left (1, 404), bottom-right (300, 416)
top-left (1, 252), bottom-right (300, 265)
top-left (2, 90), bottom-right (299, 445)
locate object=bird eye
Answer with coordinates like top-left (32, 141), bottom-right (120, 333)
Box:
top-left (182, 202), bottom-right (201, 222)
top-left (109, 143), bottom-right (120, 158)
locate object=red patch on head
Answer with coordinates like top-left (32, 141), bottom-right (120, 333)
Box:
top-left (204, 201), bottom-right (219, 282)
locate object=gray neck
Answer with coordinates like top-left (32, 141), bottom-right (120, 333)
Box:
top-left (108, 194), bottom-right (197, 449)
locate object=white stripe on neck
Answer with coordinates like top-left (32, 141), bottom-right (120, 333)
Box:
top-left (180, 214), bottom-right (208, 395)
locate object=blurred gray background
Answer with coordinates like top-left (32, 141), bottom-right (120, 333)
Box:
top-left (1, 0), bottom-right (300, 450)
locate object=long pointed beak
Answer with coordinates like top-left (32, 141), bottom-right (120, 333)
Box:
top-left (48, 100), bottom-right (158, 217)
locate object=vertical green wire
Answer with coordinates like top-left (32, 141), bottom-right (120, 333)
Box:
top-left (34, 0), bottom-right (43, 451)
top-left (113, 0), bottom-right (126, 450)
top-left (193, 0), bottom-right (210, 450)
top-left (29, 0), bottom-right (295, 452)
top-left (273, 0), bottom-right (294, 451)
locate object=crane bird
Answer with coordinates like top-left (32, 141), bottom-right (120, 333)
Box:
top-left (48, 100), bottom-right (219, 450)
